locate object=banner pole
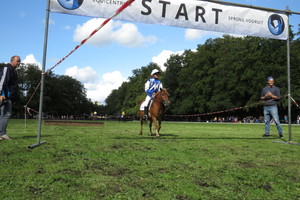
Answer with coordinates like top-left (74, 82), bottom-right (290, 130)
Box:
top-left (286, 10), bottom-right (292, 143)
top-left (28, 0), bottom-right (50, 149)
top-left (273, 7), bottom-right (300, 146)
top-left (24, 106), bottom-right (27, 133)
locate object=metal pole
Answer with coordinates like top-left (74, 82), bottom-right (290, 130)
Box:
top-left (286, 10), bottom-right (292, 143)
top-left (200, 1), bottom-right (299, 145)
top-left (28, 0), bottom-right (50, 149)
top-left (273, 7), bottom-right (300, 145)
top-left (24, 106), bottom-right (27, 133)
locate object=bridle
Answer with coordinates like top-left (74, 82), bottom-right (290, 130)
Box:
top-left (154, 89), bottom-right (170, 107)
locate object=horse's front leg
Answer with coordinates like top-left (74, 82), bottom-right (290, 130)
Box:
top-left (152, 118), bottom-right (160, 137)
top-left (149, 118), bottom-right (153, 136)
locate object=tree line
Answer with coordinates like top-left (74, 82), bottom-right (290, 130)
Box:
top-left (0, 63), bottom-right (106, 119)
top-left (1, 32), bottom-right (299, 121)
top-left (106, 34), bottom-right (300, 121)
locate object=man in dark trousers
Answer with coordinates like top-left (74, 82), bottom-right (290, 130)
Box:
top-left (0, 55), bottom-right (20, 140)
top-left (261, 76), bottom-right (283, 138)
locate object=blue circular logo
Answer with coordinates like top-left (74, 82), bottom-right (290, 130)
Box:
top-left (268, 14), bottom-right (285, 35)
top-left (57, 0), bottom-right (83, 10)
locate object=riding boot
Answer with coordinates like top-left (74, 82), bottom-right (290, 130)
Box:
top-left (143, 106), bottom-right (148, 120)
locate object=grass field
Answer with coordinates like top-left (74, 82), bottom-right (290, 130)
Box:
top-left (1, 119), bottom-right (300, 200)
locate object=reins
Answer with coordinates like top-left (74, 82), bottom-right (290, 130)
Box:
top-left (152, 89), bottom-right (169, 106)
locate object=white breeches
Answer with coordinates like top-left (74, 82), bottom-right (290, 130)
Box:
top-left (140, 96), bottom-right (152, 110)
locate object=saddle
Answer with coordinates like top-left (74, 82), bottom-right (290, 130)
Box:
top-left (140, 98), bottom-right (153, 111)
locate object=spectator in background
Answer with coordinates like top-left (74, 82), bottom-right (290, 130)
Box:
top-left (284, 115), bottom-right (288, 123)
top-left (121, 110), bottom-right (126, 122)
top-left (261, 76), bottom-right (283, 138)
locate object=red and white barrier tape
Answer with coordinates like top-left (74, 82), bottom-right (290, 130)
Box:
top-left (24, 106), bottom-right (39, 116)
top-left (166, 95), bottom-right (288, 117)
top-left (44, 0), bottom-right (136, 74)
top-left (291, 96), bottom-right (300, 109)
top-left (25, 82), bottom-right (41, 107)
top-left (25, 0), bottom-right (135, 107)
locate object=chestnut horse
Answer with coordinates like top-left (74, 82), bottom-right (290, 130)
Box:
top-left (139, 88), bottom-right (170, 136)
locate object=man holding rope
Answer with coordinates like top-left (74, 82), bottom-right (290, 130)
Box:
top-left (0, 55), bottom-right (20, 140)
top-left (261, 76), bottom-right (283, 138)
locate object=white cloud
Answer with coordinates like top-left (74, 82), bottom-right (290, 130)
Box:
top-left (23, 54), bottom-right (42, 69)
top-left (152, 50), bottom-right (184, 71)
top-left (65, 66), bottom-right (98, 83)
top-left (85, 71), bottom-right (127, 103)
top-left (185, 29), bottom-right (246, 41)
top-left (185, 29), bottom-right (223, 40)
top-left (114, 23), bottom-right (157, 47)
top-left (73, 18), bottom-right (157, 47)
top-left (185, 29), bottom-right (203, 40)
top-left (63, 25), bottom-right (71, 30)
top-left (65, 66), bottom-right (127, 103)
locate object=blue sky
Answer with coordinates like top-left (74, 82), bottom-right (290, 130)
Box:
top-left (0, 0), bottom-right (299, 103)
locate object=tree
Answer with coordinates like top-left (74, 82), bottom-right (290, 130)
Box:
top-left (162, 53), bottom-right (185, 114)
top-left (5, 63), bottom-right (100, 118)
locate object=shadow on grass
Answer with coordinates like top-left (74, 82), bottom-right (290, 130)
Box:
top-left (113, 134), bottom-right (284, 140)
top-left (17, 135), bottom-right (55, 139)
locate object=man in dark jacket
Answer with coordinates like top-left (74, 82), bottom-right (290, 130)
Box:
top-left (261, 76), bottom-right (283, 138)
top-left (0, 55), bottom-right (20, 140)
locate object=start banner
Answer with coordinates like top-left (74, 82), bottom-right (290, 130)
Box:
top-left (50, 0), bottom-right (288, 40)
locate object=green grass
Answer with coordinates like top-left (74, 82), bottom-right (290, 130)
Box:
top-left (1, 119), bottom-right (300, 200)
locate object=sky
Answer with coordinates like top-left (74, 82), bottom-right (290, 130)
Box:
top-left (0, 0), bottom-right (299, 104)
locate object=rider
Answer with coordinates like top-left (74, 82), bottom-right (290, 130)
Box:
top-left (143, 69), bottom-right (163, 119)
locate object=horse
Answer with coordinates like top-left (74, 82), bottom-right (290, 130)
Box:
top-left (139, 88), bottom-right (170, 136)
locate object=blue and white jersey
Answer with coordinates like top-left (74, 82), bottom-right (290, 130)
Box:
top-left (0, 66), bottom-right (10, 98)
top-left (145, 77), bottom-right (163, 97)
top-left (0, 64), bottom-right (18, 100)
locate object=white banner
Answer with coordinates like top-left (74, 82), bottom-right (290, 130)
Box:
top-left (50, 0), bottom-right (288, 40)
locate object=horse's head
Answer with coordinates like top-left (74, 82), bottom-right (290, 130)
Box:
top-left (155, 88), bottom-right (170, 107)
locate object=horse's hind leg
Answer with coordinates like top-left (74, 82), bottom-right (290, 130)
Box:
top-left (157, 120), bottom-right (162, 136)
top-left (139, 117), bottom-right (143, 135)
top-left (139, 111), bottom-right (144, 135)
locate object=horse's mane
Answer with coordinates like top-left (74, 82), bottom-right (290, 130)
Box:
top-left (153, 88), bottom-right (169, 101)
